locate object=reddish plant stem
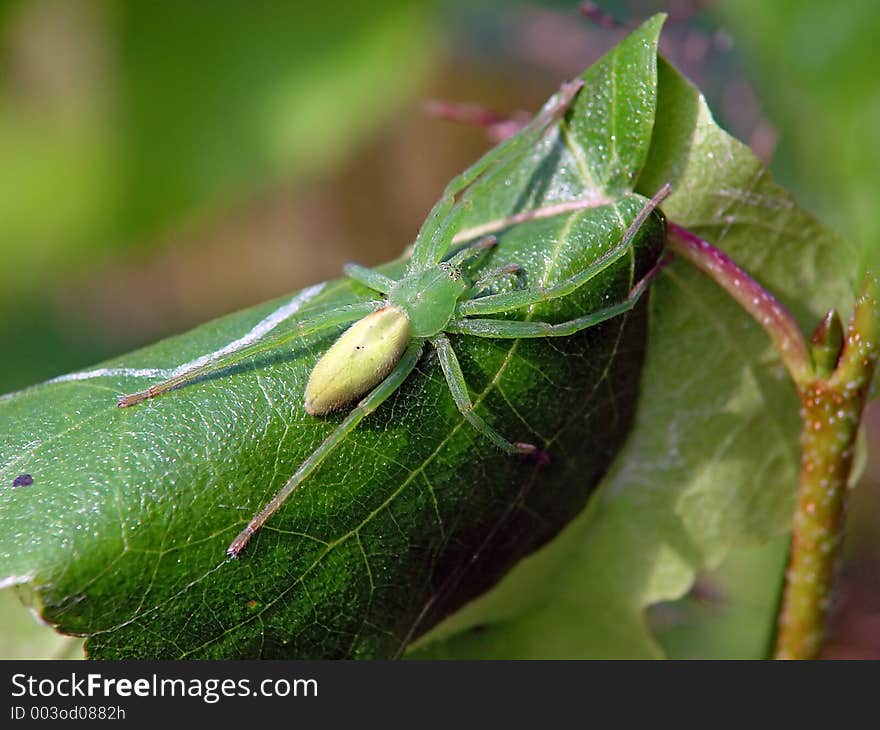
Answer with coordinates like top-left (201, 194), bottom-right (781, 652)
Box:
top-left (667, 223), bottom-right (811, 384)
top-left (578, 2), bottom-right (627, 29)
top-left (668, 222), bottom-right (880, 659)
top-left (423, 99), bottom-right (529, 144)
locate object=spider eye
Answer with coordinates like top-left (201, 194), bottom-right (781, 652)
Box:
top-left (439, 262), bottom-right (461, 280)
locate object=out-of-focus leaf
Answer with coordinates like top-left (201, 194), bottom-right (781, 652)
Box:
top-left (0, 1), bottom-right (434, 305)
top-left (117, 0), bottom-right (436, 238)
top-left (648, 536), bottom-right (789, 660)
top-left (716, 0), bottom-right (880, 258)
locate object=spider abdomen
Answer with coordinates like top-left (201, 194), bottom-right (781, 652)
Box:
top-left (304, 305), bottom-right (412, 416)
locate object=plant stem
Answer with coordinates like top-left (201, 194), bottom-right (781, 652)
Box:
top-left (775, 273), bottom-right (880, 659)
top-left (667, 222), bottom-right (880, 659)
top-left (667, 223), bottom-right (812, 384)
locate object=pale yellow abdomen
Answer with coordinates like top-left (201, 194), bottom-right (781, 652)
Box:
top-left (304, 305), bottom-right (411, 415)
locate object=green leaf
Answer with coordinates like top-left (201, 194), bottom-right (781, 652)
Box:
top-left (648, 536), bottom-right (790, 660)
top-left (410, 55), bottom-right (858, 659)
top-left (0, 17), bottom-right (667, 658)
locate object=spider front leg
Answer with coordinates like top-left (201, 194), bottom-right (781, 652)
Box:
top-left (458, 186), bottom-right (670, 317)
top-left (408, 79), bottom-right (585, 272)
top-left (466, 263), bottom-right (522, 298)
top-left (343, 263), bottom-right (396, 295)
top-left (431, 334), bottom-right (540, 458)
top-left (228, 339), bottom-right (424, 557)
top-left (117, 300), bottom-right (379, 407)
top-left (448, 259), bottom-right (663, 339)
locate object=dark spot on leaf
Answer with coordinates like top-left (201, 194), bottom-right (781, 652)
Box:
top-left (12, 473), bottom-right (33, 488)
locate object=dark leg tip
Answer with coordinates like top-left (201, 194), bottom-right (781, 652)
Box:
top-left (515, 442), bottom-right (551, 466)
top-left (227, 526), bottom-right (254, 559)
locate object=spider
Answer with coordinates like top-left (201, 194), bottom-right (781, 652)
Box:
top-left (117, 79), bottom-right (670, 558)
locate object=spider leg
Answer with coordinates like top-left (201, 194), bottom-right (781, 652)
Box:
top-left (466, 263), bottom-right (522, 298)
top-left (445, 235), bottom-right (498, 267)
top-left (431, 334), bottom-right (537, 457)
top-left (343, 263), bottom-right (396, 294)
top-left (407, 79), bottom-right (584, 273)
top-left (447, 258), bottom-right (663, 339)
top-left (457, 185), bottom-right (670, 317)
top-left (117, 300), bottom-right (379, 407)
top-left (227, 340), bottom-right (424, 557)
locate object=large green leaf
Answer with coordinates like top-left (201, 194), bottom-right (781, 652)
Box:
top-left (410, 56), bottom-right (859, 659)
top-left (0, 17), bottom-right (666, 658)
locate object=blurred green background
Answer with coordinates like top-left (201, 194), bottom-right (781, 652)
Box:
top-left (1, 0), bottom-right (878, 659)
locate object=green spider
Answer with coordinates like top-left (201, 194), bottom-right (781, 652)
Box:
top-left (117, 80), bottom-right (670, 558)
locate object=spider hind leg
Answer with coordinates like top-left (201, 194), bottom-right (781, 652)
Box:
top-left (432, 334), bottom-right (545, 461)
